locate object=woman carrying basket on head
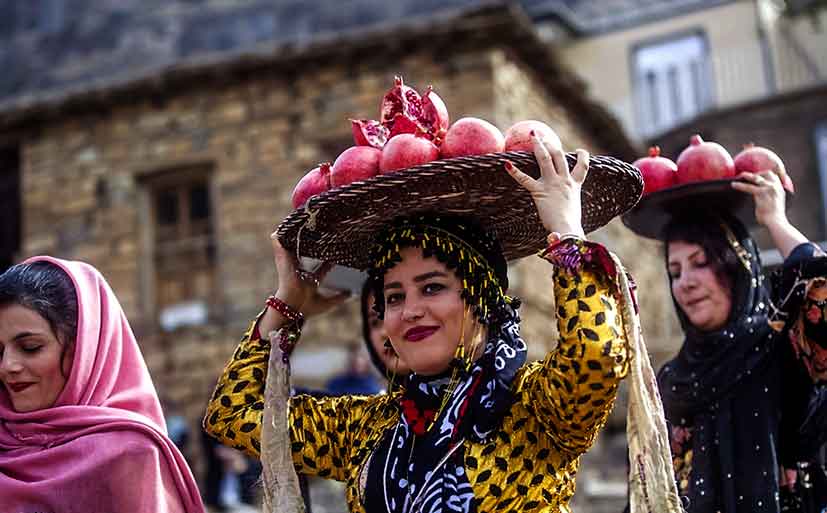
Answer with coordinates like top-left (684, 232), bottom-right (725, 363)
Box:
top-left (205, 134), bottom-right (681, 512)
top-left (624, 157), bottom-right (827, 512)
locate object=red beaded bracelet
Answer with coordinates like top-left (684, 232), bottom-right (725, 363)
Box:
top-left (265, 295), bottom-right (305, 328)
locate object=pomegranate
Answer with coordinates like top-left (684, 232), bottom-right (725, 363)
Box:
top-left (633, 146), bottom-right (678, 196)
top-left (331, 146), bottom-right (382, 187)
top-left (380, 77), bottom-right (450, 144)
top-left (504, 120), bottom-right (562, 152)
top-left (291, 162), bottom-right (331, 209)
top-left (676, 134), bottom-right (735, 185)
top-left (440, 117), bottom-right (505, 158)
top-left (418, 85), bottom-right (450, 144)
top-left (380, 133), bottom-right (440, 173)
top-left (351, 119), bottom-right (389, 149)
top-left (734, 143), bottom-right (795, 193)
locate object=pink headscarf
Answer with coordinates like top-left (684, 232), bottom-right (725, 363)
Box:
top-left (0, 256), bottom-right (205, 513)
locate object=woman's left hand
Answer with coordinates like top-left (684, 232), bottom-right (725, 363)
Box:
top-left (732, 171), bottom-right (788, 229)
top-left (505, 134), bottom-right (589, 237)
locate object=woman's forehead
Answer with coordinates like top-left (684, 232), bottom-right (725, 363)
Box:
top-left (384, 247), bottom-right (451, 280)
top-left (667, 240), bottom-right (705, 261)
top-left (0, 304), bottom-right (54, 341)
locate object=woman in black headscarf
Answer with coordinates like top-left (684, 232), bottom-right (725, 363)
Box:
top-left (658, 170), bottom-right (827, 512)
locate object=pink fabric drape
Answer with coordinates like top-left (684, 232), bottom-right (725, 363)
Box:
top-left (0, 256), bottom-right (205, 513)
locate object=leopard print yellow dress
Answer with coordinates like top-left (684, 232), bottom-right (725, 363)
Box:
top-left (204, 261), bottom-right (631, 513)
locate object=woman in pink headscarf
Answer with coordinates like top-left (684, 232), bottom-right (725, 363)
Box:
top-left (0, 256), bottom-right (205, 513)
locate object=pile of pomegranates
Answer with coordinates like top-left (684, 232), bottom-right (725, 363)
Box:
top-left (291, 76), bottom-right (562, 208)
top-left (634, 134), bottom-right (794, 197)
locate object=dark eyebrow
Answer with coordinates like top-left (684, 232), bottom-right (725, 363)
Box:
top-left (383, 271), bottom-right (449, 291)
top-left (12, 331), bottom-right (42, 342)
top-left (668, 249), bottom-right (704, 267)
top-left (414, 271), bottom-right (448, 283)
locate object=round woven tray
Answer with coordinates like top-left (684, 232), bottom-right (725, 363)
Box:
top-left (622, 178), bottom-right (759, 240)
top-left (277, 151), bottom-right (643, 270)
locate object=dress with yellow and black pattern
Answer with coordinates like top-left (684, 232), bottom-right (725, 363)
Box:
top-left (204, 256), bottom-right (631, 513)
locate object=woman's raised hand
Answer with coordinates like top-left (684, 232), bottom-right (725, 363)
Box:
top-left (270, 236), bottom-right (318, 311)
top-left (732, 170), bottom-right (808, 259)
top-left (731, 170), bottom-right (787, 229)
top-left (505, 134), bottom-right (589, 238)
top-left (259, 236), bottom-right (348, 337)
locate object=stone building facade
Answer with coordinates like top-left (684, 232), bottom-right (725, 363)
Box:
top-left (0, 2), bottom-right (683, 509)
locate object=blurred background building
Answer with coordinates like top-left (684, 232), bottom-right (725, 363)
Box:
top-left (0, 1), bottom-right (824, 511)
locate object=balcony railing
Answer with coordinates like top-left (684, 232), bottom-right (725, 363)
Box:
top-left (636, 21), bottom-right (826, 138)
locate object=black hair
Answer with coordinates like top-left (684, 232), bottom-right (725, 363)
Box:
top-left (368, 213), bottom-right (511, 325)
top-left (663, 214), bottom-right (744, 285)
top-left (360, 279), bottom-right (389, 376)
top-left (0, 261), bottom-right (79, 358)
top-left (663, 213), bottom-right (754, 330)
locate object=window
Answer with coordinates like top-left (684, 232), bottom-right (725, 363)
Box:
top-left (143, 167), bottom-right (216, 331)
top-left (633, 31), bottom-right (714, 137)
top-left (0, 147), bottom-right (21, 273)
top-left (816, 122), bottom-right (827, 240)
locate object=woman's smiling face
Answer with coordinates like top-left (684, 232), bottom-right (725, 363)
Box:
top-left (0, 304), bottom-right (74, 412)
top-left (382, 247), bottom-right (479, 376)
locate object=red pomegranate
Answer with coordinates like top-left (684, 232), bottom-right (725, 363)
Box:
top-left (440, 117), bottom-right (505, 158)
top-left (351, 77), bottom-right (449, 149)
top-left (733, 143), bottom-right (795, 193)
top-left (380, 133), bottom-right (440, 173)
top-left (634, 146), bottom-right (678, 196)
top-left (331, 146), bottom-right (382, 187)
top-left (676, 134), bottom-right (735, 185)
top-left (351, 119), bottom-right (389, 149)
top-left (291, 162), bottom-right (331, 209)
top-left (380, 77), bottom-right (450, 144)
top-left (504, 120), bottom-right (562, 152)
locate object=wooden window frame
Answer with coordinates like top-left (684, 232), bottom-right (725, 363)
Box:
top-left (138, 164), bottom-right (219, 332)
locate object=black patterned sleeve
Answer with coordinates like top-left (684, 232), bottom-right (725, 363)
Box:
top-left (203, 316), bottom-right (385, 481)
top-left (203, 317), bottom-right (268, 457)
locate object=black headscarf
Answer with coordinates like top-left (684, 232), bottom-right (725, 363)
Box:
top-left (658, 214), bottom-right (809, 512)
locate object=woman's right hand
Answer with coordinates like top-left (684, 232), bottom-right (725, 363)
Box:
top-left (259, 235), bottom-right (348, 337)
top-left (270, 236), bottom-right (317, 312)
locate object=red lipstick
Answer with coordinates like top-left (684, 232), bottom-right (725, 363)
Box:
top-left (7, 382), bottom-right (34, 393)
top-left (404, 326), bottom-right (439, 342)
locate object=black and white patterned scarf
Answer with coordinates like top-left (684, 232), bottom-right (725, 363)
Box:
top-left (366, 314), bottom-right (526, 513)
